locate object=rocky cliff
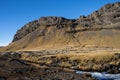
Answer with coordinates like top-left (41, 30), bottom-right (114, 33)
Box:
top-left (12, 17), bottom-right (75, 42)
top-left (77, 2), bottom-right (120, 27)
top-left (1, 2), bottom-right (120, 51)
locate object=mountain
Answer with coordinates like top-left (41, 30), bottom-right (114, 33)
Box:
top-left (0, 46), bottom-right (4, 48)
top-left (1, 2), bottom-right (120, 51)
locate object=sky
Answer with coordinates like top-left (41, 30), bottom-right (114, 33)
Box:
top-left (0, 0), bottom-right (120, 46)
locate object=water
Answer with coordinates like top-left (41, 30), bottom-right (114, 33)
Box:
top-left (76, 71), bottom-right (120, 80)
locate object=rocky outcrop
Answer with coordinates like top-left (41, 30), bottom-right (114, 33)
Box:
top-left (12, 20), bottom-right (40, 42)
top-left (38, 16), bottom-right (74, 26)
top-left (76, 2), bottom-right (120, 27)
top-left (12, 17), bottom-right (75, 42)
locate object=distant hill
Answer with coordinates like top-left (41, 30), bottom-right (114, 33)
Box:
top-left (1, 2), bottom-right (120, 51)
top-left (0, 46), bottom-right (4, 48)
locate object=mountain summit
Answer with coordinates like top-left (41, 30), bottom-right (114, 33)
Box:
top-left (1, 2), bottom-right (120, 51)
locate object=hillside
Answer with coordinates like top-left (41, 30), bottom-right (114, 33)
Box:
top-left (1, 2), bottom-right (120, 51)
top-left (0, 2), bottom-right (120, 80)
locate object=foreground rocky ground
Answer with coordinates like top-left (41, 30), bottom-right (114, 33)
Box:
top-left (18, 47), bottom-right (120, 74)
top-left (0, 52), bottom-right (94, 80)
top-left (0, 47), bottom-right (120, 80)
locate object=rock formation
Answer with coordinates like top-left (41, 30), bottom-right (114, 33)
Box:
top-left (12, 17), bottom-right (75, 42)
top-left (1, 2), bottom-right (120, 51)
top-left (77, 2), bottom-right (120, 27)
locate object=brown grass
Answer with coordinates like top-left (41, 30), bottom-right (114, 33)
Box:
top-left (20, 51), bottom-right (120, 71)
top-left (1, 23), bottom-right (120, 52)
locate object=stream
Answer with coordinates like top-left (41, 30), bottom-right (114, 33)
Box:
top-left (76, 71), bottom-right (120, 80)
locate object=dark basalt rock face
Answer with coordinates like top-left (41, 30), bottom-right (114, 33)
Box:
top-left (12, 2), bottom-right (120, 42)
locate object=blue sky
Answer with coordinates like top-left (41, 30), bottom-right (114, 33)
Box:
top-left (0, 0), bottom-right (119, 46)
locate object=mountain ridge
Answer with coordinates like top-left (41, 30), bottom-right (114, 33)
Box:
top-left (1, 2), bottom-right (120, 51)
top-left (13, 2), bottom-right (120, 42)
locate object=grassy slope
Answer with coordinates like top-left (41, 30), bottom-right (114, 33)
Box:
top-left (0, 23), bottom-right (120, 52)
top-left (0, 29), bottom-right (120, 52)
